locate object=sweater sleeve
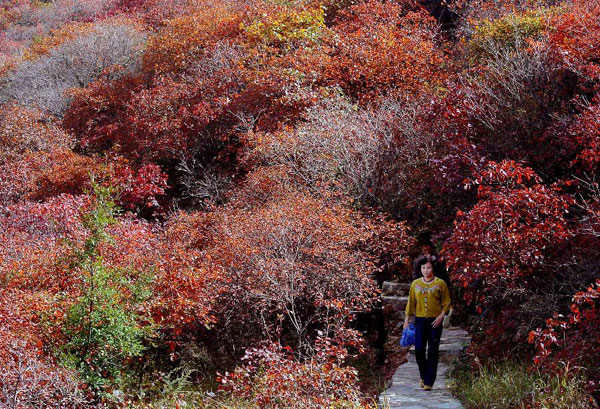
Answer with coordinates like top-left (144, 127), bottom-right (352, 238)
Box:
top-left (440, 280), bottom-right (451, 313)
top-left (405, 281), bottom-right (416, 317)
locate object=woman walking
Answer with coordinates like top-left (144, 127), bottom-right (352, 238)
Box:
top-left (403, 255), bottom-right (451, 391)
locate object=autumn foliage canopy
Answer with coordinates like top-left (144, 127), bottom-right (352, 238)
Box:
top-left (1, 0), bottom-right (600, 406)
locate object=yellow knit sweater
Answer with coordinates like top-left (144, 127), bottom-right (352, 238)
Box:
top-left (405, 277), bottom-right (451, 318)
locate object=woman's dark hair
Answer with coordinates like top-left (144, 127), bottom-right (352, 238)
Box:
top-left (415, 255), bottom-right (436, 272)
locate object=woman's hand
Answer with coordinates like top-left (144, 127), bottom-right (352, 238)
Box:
top-left (432, 313), bottom-right (445, 328)
top-left (403, 316), bottom-right (410, 330)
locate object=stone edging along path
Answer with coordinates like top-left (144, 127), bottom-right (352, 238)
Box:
top-left (378, 281), bottom-right (471, 409)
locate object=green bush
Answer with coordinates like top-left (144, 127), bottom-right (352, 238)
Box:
top-left (466, 9), bottom-right (553, 61)
top-left (242, 6), bottom-right (326, 49)
top-left (59, 180), bottom-right (154, 400)
top-left (447, 358), bottom-right (595, 409)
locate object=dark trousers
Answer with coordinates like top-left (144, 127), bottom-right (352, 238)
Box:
top-left (414, 317), bottom-right (443, 387)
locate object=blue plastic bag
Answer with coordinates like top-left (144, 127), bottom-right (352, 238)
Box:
top-left (400, 322), bottom-right (415, 347)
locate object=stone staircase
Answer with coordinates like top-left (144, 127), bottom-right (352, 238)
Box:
top-left (379, 280), bottom-right (471, 409)
top-left (381, 281), bottom-right (411, 320)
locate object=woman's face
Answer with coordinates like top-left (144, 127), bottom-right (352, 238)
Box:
top-left (421, 262), bottom-right (434, 280)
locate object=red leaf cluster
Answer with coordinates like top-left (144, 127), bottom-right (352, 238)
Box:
top-left (218, 336), bottom-right (368, 408)
top-left (530, 280), bottom-right (600, 397)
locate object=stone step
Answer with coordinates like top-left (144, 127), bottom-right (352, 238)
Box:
top-left (382, 296), bottom-right (409, 322)
top-left (382, 281), bottom-right (411, 296)
top-left (382, 295), bottom-right (409, 310)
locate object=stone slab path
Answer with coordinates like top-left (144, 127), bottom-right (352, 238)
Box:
top-left (378, 326), bottom-right (470, 409)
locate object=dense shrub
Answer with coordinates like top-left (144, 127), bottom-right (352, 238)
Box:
top-left (308, 1), bottom-right (447, 102)
top-left (0, 104), bottom-right (79, 206)
top-left (0, 291), bottom-right (90, 409)
top-left (146, 210), bottom-right (219, 337)
top-left (459, 35), bottom-right (571, 165)
top-left (248, 94), bottom-right (424, 207)
top-left (142, 0), bottom-right (247, 76)
top-left (241, 6), bottom-right (325, 50)
top-left (443, 160), bottom-right (573, 354)
top-left (64, 43), bottom-right (245, 163)
top-left (465, 9), bottom-right (549, 61)
top-left (547, 0), bottom-right (600, 88)
top-left (219, 339), bottom-right (369, 409)
top-left (0, 194), bottom-right (90, 292)
top-left (247, 91), bottom-right (478, 229)
top-left (158, 184), bottom-right (409, 361)
top-left (568, 99), bottom-right (600, 174)
top-left (53, 183), bottom-right (155, 400)
top-left (530, 280), bottom-right (600, 399)
top-left (0, 104), bottom-right (73, 162)
top-left (1, 20), bottom-right (146, 115)
top-left (24, 149), bottom-right (100, 201)
top-left (110, 162), bottom-right (169, 213)
top-left (451, 0), bottom-right (560, 33)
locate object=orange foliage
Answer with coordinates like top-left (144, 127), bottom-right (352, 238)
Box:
top-left (0, 194), bottom-right (91, 293)
top-left (150, 211), bottom-right (219, 333)
top-left (219, 339), bottom-right (368, 408)
top-left (238, 1), bottom-right (447, 106)
top-left (306, 1), bottom-right (448, 102)
top-left (4, 0), bottom-right (600, 403)
top-left (22, 22), bottom-right (95, 60)
top-left (548, 0), bottom-right (600, 85)
top-left (142, 0), bottom-right (248, 75)
top-left (0, 289), bottom-right (90, 407)
top-left (148, 170), bottom-right (410, 359)
top-left (0, 105), bottom-right (80, 206)
top-left (214, 183), bottom-right (408, 352)
top-left (25, 149), bottom-right (100, 201)
top-left (0, 104), bottom-right (73, 163)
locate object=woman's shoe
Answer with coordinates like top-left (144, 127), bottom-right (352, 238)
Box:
top-left (419, 379), bottom-right (425, 388)
top-left (423, 385), bottom-right (432, 391)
